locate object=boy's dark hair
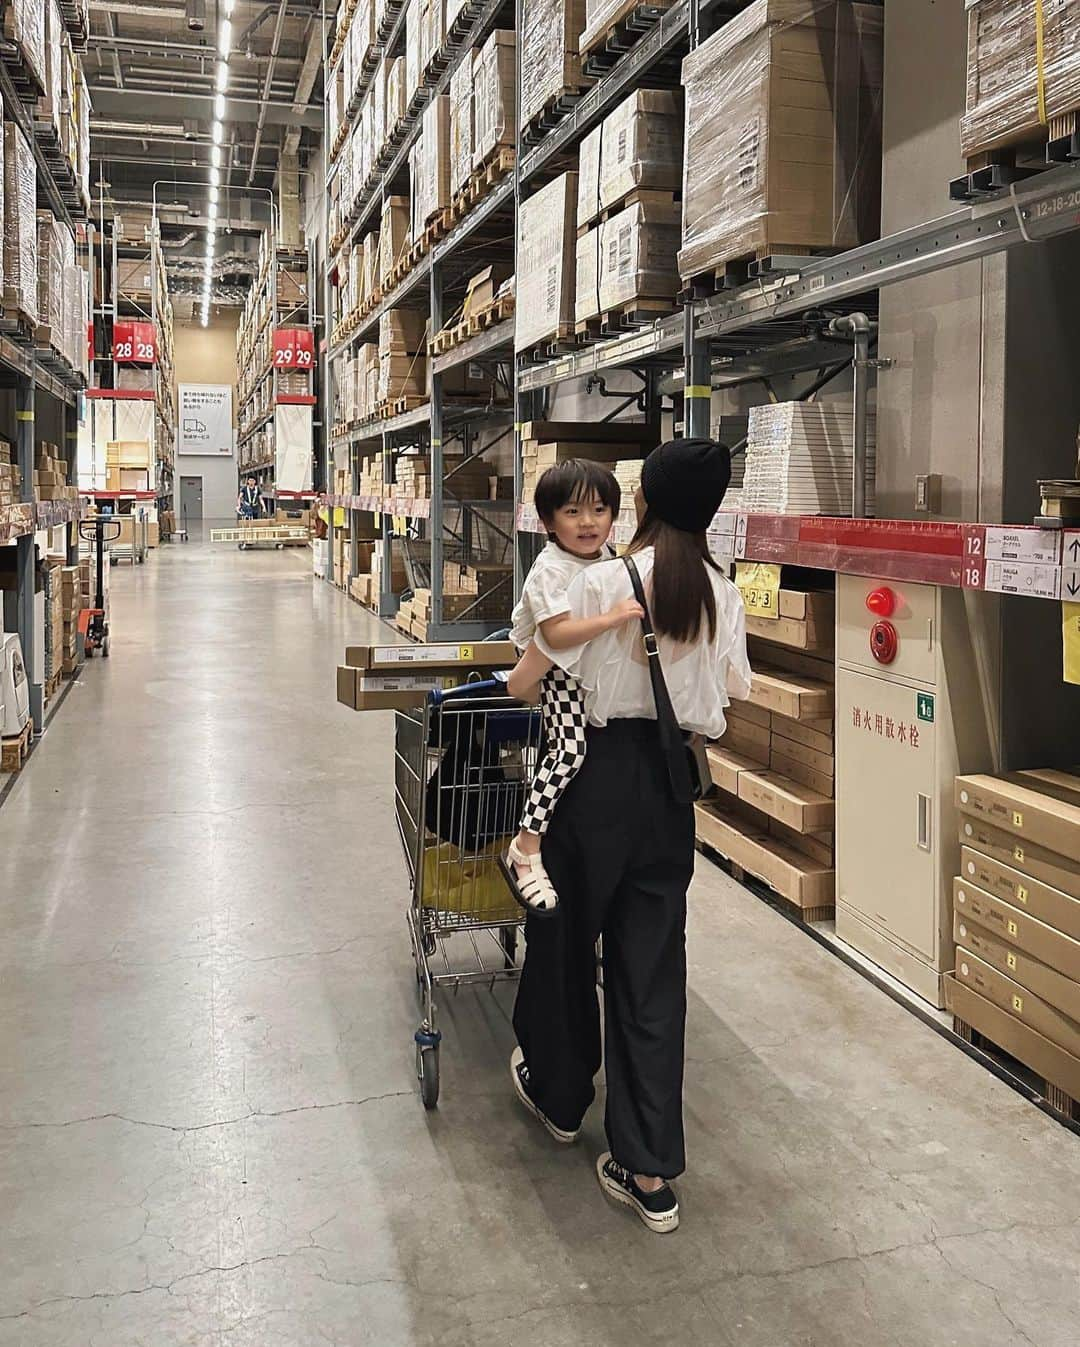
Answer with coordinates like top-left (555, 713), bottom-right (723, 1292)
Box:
top-left (534, 458), bottom-right (621, 529)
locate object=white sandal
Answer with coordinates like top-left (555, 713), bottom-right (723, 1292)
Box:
top-left (499, 838), bottom-right (559, 917)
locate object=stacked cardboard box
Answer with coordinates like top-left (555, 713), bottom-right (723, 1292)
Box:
top-left (696, 586), bottom-right (837, 917)
top-left (386, 57), bottom-right (407, 141)
top-left (380, 195), bottom-right (410, 286)
top-left (576, 90), bottom-right (681, 228)
top-left (417, 95), bottom-right (452, 232)
top-left (359, 450), bottom-right (385, 498)
top-left (4, 120), bottom-right (38, 322)
top-left (35, 443), bottom-right (76, 502)
top-left (0, 440), bottom-right (13, 506)
top-left (379, 309), bottom-right (427, 403)
top-left (515, 171), bottom-right (579, 351)
top-left (105, 440), bottom-right (151, 493)
top-left (949, 771), bottom-right (1080, 1108)
top-left (3, 0), bottom-right (45, 96)
top-left (420, 0), bottom-right (445, 78)
top-left (961, 0), bottom-right (1080, 158)
top-left (678, 0), bottom-right (882, 281)
top-left (473, 30), bottom-right (516, 168)
top-left (520, 0), bottom-right (588, 127)
top-left (519, 419), bottom-right (658, 503)
top-left (449, 51), bottom-right (475, 199)
top-left (443, 560), bottom-right (512, 619)
top-left (43, 557), bottom-right (63, 688)
top-left (393, 453), bottom-right (495, 501)
top-left (60, 564), bottom-right (81, 674)
top-left (337, 640), bottom-right (517, 711)
top-left (575, 197), bottom-right (681, 325)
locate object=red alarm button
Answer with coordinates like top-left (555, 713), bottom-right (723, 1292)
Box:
top-left (866, 586), bottom-right (896, 618)
top-left (870, 620), bottom-right (898, 664)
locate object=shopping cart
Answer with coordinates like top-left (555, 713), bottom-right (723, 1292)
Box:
top-left (396, 679), bottom-right (542, 1108)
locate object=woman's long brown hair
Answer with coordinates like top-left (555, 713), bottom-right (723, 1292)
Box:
top-left (625, 513), bottom-right (721, 643)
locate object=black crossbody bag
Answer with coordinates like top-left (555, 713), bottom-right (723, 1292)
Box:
top-left (623, 556), bottom-right (714, 806)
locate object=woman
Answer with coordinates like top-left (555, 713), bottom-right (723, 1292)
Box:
top-left (506, 437), bottom-right (751, 1234)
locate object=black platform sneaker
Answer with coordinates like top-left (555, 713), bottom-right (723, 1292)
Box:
top-left (510, 1047), bottom-right (579, 1144)
top-left (596, 1152), bottom-right (679, 1232)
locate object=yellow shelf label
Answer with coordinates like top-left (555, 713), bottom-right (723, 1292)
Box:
top-left (735, 561), bottom-right (781, 620)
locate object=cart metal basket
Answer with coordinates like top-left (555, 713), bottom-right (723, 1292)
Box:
top-left (395, 679), bottom-right (541, 1108)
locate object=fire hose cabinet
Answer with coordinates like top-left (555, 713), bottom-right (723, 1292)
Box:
top-left (835, 575), bottom-right (988, 1008)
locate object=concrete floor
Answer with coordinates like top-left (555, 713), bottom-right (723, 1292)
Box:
top-left (1, 539), bottom-right (1079, 1347)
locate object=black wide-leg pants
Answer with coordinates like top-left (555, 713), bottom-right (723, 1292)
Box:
top-left (511, 718), bottom-right (695, 1179)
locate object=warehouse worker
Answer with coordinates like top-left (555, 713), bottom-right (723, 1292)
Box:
top-left (237, 476), bottom-right (261, 520)
top-left (506, 438), bottom-right (751, 1235)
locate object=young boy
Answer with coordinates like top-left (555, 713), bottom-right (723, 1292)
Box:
top-left (501, 460), bottom-right (643, 916)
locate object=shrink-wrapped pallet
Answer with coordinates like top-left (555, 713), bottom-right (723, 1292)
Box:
top-left (576, 89), bottom-right (681, 228)
top-left (364, 229), bottom-right (381, 300)
top-left (380, 194), bottom-right (410, 283)
top-left (574, 197), bottom-right (681, 324)
top-left (3, 0), bottom-right (45, 94)
top-left (35, 210), bottom-right (65, 342)
top-left (40, 0), bottom-right (63, 137)
top-left (447, 0), bottom-right (466, 26)
top-left (409, 138), bottom-right (425, 243)
top-left (961, 0), bottom-right (1080, 157)
top-left (678, 0), bottom-right (882, 282)
top-left (328, 57), bottom-right (344, 145)
top-left (4, 122), bottom-right (36, 323)
top-left (473, 29), bottom-right (516, 167)
top-left (386, 56), bottom-right (407, 139)
top-left (65, 265), bottom-right (87, 380)
top-left (406, 0), bottom-right (421, 106)
top-left (521, 0), bottom-right (588, 128)
top-left (76, 65), bottom-right (91, 209)
top-left (420, 94), bottom-right (452, 225)
top-left (580, 0), bottom-right (674, 57)
top-left (449, 54), bottom-right (474, 197)
top-left (515, 171), bottom-right (578, 351)
top-left (422, 0), bottom-right (445, 76)
top-left (374, 57), bottom-right (390, 159)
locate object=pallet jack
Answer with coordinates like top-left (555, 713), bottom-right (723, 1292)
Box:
top-left (77, 518), bottom-right (121, 657)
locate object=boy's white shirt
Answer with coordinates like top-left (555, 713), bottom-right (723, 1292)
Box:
top-left (509, 540), bottom-right (609, 651)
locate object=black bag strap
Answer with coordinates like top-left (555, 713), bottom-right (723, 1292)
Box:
top-left (623, 556), bottom-right (694, 803)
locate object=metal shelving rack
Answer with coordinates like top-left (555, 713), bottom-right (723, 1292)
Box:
top-left (0, 48), bottom-right (88, 735)
top-left (237, 240), bottom-right (313, 492)
top-left (323, 0), bottom-right (517, 638)
top-left (151, 232), bottom-right (175, 509)
top-left (321, 0), bottom-right (1080, 636)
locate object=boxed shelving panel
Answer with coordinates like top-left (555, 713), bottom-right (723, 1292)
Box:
top-left (678, 0), bottom-right (883, 281)
top-left (515, 171), bottom-right (579, 351)
top-left (574, 196), bottom-right (681, 325)
top-left (380, 195), bottom-right (410, 283)
top-left (420, 95), bottom-right (452, 225)
top-left (4, 122), bottom-right (37, 324)
top-left (386, 57), bottom-right (407, 141)
top-left (576, 89), bottom-right (681, 228)
top-left (961, 0), bottom-right (1080, 157)
top-left (521, 0), bottom-right (588, 127)
top-left (473, 30), bottom-right (516, 168)
top-left (450, 53), bottom-right (474, 199)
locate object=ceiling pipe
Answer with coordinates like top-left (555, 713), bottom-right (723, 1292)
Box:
top-left (87, 35), bottom-right (303, 64)
top-left (247, 0), bottom-right (289, 186)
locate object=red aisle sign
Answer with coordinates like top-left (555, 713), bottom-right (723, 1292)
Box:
top-left (112, 319), bottom-right (157, 364)
top-left (273, 327), bottom-right (315, 369)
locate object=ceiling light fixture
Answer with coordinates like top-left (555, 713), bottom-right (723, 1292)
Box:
top-left (208, 200), bottom-right (218, 221)
top-left (215, 60), bottom-right (228, 93)
top-left (211, 144), bottom-right (222, 168)
top-left (218, 19), bottom-right (231, 55)
top-left (214, 93), bottom-right (225, 120)
top-left (209, 186), bottom-right (219, 205)
top-left (211, 120), bottom-right (223, 146)
top-left (210, 165), bottom-right (220, 187)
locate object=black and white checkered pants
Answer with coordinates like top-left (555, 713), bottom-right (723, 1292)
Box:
top-left (519, 666), bottom-right (589, 836)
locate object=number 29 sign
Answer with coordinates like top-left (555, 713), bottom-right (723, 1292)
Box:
top-left (112, 319), bottom-right (157, 364)
top-left (272, 327), bottom-right (315, 369)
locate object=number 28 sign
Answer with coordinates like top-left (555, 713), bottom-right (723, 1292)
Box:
top-left (273, 327), bottom-right (315, 369)
top-left (112, 319), bottom-right (157, 364)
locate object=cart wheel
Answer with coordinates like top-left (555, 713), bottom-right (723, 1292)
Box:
top-left (275, 542), bottom-right (284, 550)
top-left (415, 1027), bottom-right (441, 1110)
top-left (499, 925), bottom-right (518, 969)
top-left (238, 543), bottom-right (246, 551)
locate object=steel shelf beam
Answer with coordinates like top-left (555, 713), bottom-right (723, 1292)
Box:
top-left (516, 311), bottom-right (683, 391)
top-left (431, 176), bottom-right (514, 267)
top-left (432, 318), bottom-right (514, 375)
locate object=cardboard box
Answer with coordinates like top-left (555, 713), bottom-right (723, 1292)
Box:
top-left (520, 0), bottom-right (587, 127)
top-left (577, 89), bottom-right (681, 227)
top-left (738, 768), bottom-right (834, 834)
top-left (515, 171), bottom-right (578, 351)
top-left (954, 912), bottom-right (1080, 1026)
top-left (343, 639), bottom-right (517, 671)
top-left (449, 52), bottom-right (474, 198)
top-left (768, 744), bottom-right (833, 801)
top-left (953, 949), bottom-right (1080, 1061)
top-left (575, 197), bottom-right (681, 324)
top-left (747, 667), bottom-right (832, 721)
top-left (954, 875), bottom-right (1080, 977)
top-left (717, 715), bottom-right (770, 764)
top-left (420, 94), bottom-right (451, 224)
top-left (678, 0), bottom-right (883, 280)
top-left (745, 612), bottom-right (832, 651)
top-left (464, 262), bottom-right (513, 317)
top-left (337, 666), bottom-right (436, 711)
top-left (473, 29), bottom-right (515, 166)
top-left (945, 973), bottom-right (1080, 1102)
top-left (694, 800), bottom-right (834, 911)
top-left (520, 419), bottom-right (658, 446)
top-left (725, 697), bottom-right (770, 729)
top-left (706, 743), bottom-right (761, 797)
top-left (956, 773), bottom-right (1080, 863)
top-left (960, 847), bottom-right (1080, 942)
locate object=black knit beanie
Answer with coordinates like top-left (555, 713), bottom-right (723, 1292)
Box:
top-left (640, 437), bottom-right (731, 533)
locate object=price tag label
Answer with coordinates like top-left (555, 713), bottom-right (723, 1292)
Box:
top-left (735, 561), bottom-right (781, 620)
top-left (273, 327), bottom-right (316, 368)
top-left (112, 319), bottom-right (157, 364)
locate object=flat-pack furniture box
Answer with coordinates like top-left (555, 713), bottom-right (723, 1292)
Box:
top-left (515, 171), bottom-right (578, 351)
top-left (4, 121), bottom-right (39, 322)
top-left (449, 53), bottom-right (474, 198)
top-left (520, 0), bottom-right (588, 128)
top-left (577, 89), bottom-right (681, 229)
top-left (678, 0), bottom-right (883, 280)
top-left (380, 194), bottom-right (410, 283)
top-left (574, 196), bottom-right (681, 324)
top-left (420, 94), bottom-right (452, 224)
top-left (961, 0), bottom-right (1080, 158)
top-left (473, 29), bottom-right (516, 167)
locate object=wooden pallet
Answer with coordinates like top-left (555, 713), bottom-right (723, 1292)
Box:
top-left (448, 145), bottom-right (516, 224)
top-left (515, 324), bottom-right (577, 364)
top-left (581, 0), bottom-right (676, 67)
top-left (430, 292), bottom-right (515, 355)
top-left (574, 296), bottom-right (676, 343)
top-left (1, 719), bottom-right (31, 773)
top-left (0, 32), bottom-right (46, 100)
top-left (951, 110), bottom-right (1080, 202)
top-left (954, 1016), bottom-right (1080, 1126)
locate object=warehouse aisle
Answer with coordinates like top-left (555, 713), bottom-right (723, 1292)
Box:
top-left (1, 541), bottom-right (1079, 1347)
